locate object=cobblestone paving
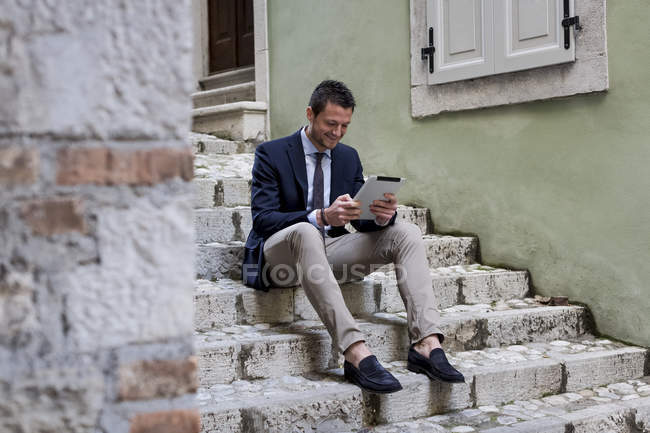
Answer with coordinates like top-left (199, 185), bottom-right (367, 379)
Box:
top-left (369, 377), bottom-right (650, 432)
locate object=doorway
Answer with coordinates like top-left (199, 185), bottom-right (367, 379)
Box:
top-left (208, 0), bottom-right (254, 75)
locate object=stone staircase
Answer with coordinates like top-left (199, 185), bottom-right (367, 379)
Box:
top-left (190, 131), bottom-right (650, 432)
top-left (192, 67), bottom-right (266, 142)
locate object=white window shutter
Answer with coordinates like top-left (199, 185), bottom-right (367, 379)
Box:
top-left (494, 0), bottom-right (576, 74)
top-left (426, 0), bottom-right (494, 85)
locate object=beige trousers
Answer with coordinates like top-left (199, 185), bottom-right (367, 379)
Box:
top-left (263, 221), bottom-right (443, 353)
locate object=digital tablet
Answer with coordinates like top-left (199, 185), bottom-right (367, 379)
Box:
top-left (353, 176), bottom-right (406, 220)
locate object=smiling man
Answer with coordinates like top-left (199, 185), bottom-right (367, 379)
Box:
top-left (242, 80), bottom-right (464, 394)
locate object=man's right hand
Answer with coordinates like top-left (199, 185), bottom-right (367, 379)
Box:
top-left (322, 194), bottom-right (362, 226)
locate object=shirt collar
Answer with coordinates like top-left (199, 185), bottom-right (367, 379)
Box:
top-left (301, 127), bottom-right (331, 158)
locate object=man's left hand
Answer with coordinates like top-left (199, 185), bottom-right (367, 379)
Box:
top-left (370, 193), bottom-right (398, 225)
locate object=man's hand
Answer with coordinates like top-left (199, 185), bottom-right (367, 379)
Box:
top-left (370, 193), bottom-right (398, 225)
top-left (322, 194), bottom-right (362, 226)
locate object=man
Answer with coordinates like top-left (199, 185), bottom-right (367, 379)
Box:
top-left (242, 80), bottom-right (464, 393)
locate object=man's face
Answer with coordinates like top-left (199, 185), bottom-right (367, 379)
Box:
top-left (306, 102), bottom-right (353, 151)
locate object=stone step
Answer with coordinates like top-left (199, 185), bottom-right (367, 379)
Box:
top-left (193, 153), bottom-right (254, 207)
top-left (199, 66), bottom-right (255, 91)
top-left (195, 301), bottom-right (593, 385)
top-left (194, 265), bottom-right (529, 331)
top-left (196, 234), bottom-right (478, 280)
top-left (192, 82), bottom-right (256, 108)
top-left (371, 377), bottom-right (650, 433)
top-left (194, 205), bottom-right (432, 243)
top-left (192, 101), bottom-right (267, 141)
top-left (190, 132), bottom-right (256, 155)
top-left (197, 359), bottom-right (649, 432)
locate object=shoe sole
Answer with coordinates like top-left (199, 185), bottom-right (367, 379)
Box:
top-left (407, 363), bottom-right (465, 384)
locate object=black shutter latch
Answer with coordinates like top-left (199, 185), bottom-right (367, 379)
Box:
top-left (562, 0), bottom-right (582, 49)
top-left (421, 27), bottom-right (435, 73)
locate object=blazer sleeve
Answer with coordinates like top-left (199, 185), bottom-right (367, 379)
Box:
top-left (349, 149), bottom-right (397, 233)
top-left (251, 144), bottom-right (310, 238)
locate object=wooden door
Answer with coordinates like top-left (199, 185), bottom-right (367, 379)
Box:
top-left (208, 0), bottom-right (254, 74)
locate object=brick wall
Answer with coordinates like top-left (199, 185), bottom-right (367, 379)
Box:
top-left (0, 1), bottom-right (198, 432)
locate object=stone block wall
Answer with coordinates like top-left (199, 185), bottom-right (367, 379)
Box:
top-left (1, 1), bottom-right (197, 432)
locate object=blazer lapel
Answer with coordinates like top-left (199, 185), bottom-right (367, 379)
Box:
top-left (329, 145), bottom-right (343, 205)
top-left (286, 130), bottom-right (309, 207)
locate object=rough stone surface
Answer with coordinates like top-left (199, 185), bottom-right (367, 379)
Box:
top-left (196, 242), bottom-right (245, 280)
top-left (371, 264), bottom-right (529, 313)
top-left (196, 266), bottom-right (529, 326)
top-left (0, 147), bottom-right (38, 186)
top-left (2, 1), bottom-right (195, 432)
top-left (561, 347), bottom-right (648, 392)
top-left (192, 83), bottom-right (256, 109)
top-left (118, 357), bottom-right (198, 401)
top-left (370, 373), bottom-right (472, 424)
top-left (20, 197), bottom-right (87, 236)
top-left (194, 205), bottom-right (430, 244)
top-left (423, 235), bottom-right (478, 268)
top-left (193, 304), bottom-right (631, 386)
top-left (561, 404), bottom-right (634, 433)
top-left (57, 147), bottom-right (194, 186)
top-left (198, 375), bottom-right (650, 432)
top-left (241, 333), bottom-right (332, 382)
top-left (129, 409), bottom-right (201, 433)
top-left (371, 377), bottom-right (650, 432)
top-left (395, 206), bottom-right (432, 234)
top-left (194, 207), bottom-right (252, 243)
top-left (239, 286), bottom-right (294, 325)
top-left (0, 365), bottom-right (105, 433)
top-left (1, 0), bottom-right (193, 139)
top-left (480, 306), bottom-right (589, 349)
top-left (195, 236), bottom-right (478, 280)
top-left (192, 102), bottom-right (267, 141)
top-left (200, 407), bottom-right (242, 433)
top-left (473, 359), bottom-right (562, 406)
top-left (198, 377), bottom-right (363, 433)
top-left (196, 340), bottom-right (242, 386)
top-left (409, 0), bottom-right (608, 116)
top-left (193, 177), bottom-right (217, 208)
top-left (60, 197), bottom-right (195, 352)
top-left (194, 281), bottom-right (239, 331)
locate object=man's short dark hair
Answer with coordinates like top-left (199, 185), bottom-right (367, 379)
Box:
top-left (309, 80), bottom-right (356, 117)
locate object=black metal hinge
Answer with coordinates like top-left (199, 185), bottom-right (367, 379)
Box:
top-left (562, 0), bottom-right (582, 49)
top-left (421, 27), bottom-right (435, 73)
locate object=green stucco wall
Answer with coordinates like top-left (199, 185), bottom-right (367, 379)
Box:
top-left (267, 1), bottom-right (650, 346)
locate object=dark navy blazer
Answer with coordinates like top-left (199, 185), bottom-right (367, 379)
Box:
top-left (242, 129), bottom-right (397, 291)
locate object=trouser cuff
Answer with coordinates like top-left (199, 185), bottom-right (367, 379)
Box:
top-left (340, 331), bottom-right (366, 354)
top-left (412, 327), bottom-right (445, 345)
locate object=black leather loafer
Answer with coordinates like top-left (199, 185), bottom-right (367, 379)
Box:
top-left (407, 346), bottom-right (465, 383)
top-left (344, 355), bottom-right (403, 394)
